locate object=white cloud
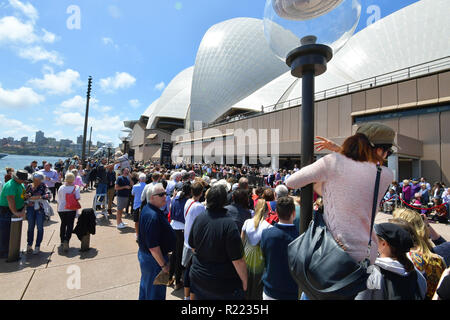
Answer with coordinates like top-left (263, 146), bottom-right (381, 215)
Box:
top-left (61, 95), bottom-right (88, 109)
top-left (9, 0), bottom-right (38, 22)
top-left (41, 29), bottom-right (57, 43)
top-left (18, 46), bottom-right (63, 65)
top-left (0, 16), bottom-right (36, 44)
top-left (29, 69), bottom-right (82, 95)
top-left (55, 112), bottom-right (123, 134)
top-left (0, 114), bottom-right (37, 138)
top-left (99, 72), bottom-right (136, 92)
top-left (0, 83), bottom-right (44, 108)
top-left (129, 99), bottom-right (141, 108)
top-left (154, 81), bottom-right (166, 91)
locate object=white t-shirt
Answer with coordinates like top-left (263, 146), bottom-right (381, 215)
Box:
top-left (183, 199), bottom-right (206, 248)
top-left (57, 185), bottom-right (81, 212)
top-left (242, 218), bottom-right (272, 246)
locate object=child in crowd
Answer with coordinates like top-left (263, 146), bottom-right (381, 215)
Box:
top-left (355, 222), bottom-right (427, 300)
top-left (430, 198), bottom-right (449, 224)
top-left (260, 196), bottom-right (299, 300)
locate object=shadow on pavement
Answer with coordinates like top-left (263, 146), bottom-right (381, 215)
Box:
top-left (0, 249), bottom-right (53, 274)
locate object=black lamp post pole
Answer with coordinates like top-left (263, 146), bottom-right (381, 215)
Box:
top-left (81, 76), bottom-right (92, 168)
top-left (286, 37), bottom-right (333, 234)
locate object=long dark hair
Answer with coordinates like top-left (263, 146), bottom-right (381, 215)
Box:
top-left (340, 133), bottom-right (385, 164)
top-left (179, 182), bottom-right (192, 200)
top-left (387, 218), bottom-right (416, 273)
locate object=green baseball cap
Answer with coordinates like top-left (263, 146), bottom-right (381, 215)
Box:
top-left (356, 123), bottom-right (398, 148)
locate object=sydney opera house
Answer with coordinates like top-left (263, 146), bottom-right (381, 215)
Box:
top-left (125, 0), bottom-right (450, 184)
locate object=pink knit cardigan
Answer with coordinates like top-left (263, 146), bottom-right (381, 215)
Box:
top-left (285, 152), bottom-right (393, 263)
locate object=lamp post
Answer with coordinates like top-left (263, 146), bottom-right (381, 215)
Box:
top-left (119, 128), bottom-right (133, 156)
top-left (81, 76), bottom-right (92, 168)
top-left (264, 0), bottom-right (361, 233)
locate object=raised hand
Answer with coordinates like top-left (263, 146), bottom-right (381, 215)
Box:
top-left (314, 136), bottom-right (342, 153)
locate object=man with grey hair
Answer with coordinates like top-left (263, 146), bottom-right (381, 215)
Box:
top-left (138, 183), bottom-right (176, 300)
top-left (275, 185), bottom-right (289, 199)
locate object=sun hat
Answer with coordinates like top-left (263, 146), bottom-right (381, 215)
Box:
top-left (356, 123), bottom-right (398, 148)
top-left (13, 170), bottom-right (29, 182)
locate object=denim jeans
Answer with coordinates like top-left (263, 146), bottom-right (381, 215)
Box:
top-left (138, 249), bottom-right (167, 300)
top-left (26, 206), bottom-right (44, 247)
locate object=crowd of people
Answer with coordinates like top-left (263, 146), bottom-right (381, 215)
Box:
top-left (0, 123), bottom-right (449, 301)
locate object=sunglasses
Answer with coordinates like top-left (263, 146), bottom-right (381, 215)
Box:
top-left (153, 192), bottom-right (167, 197)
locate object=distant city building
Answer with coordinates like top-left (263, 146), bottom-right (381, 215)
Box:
top-left (20, 137), bottom-right (28, 143)
top-left (47, 137), bottom-right (57, 146)
top-left (97, 141), bottom-right (106, 148)
top-left (77, 135), bottom-right (83, 144)
top-left (35, 131), bottom-right (46, 145)
top-left (60, 139), bottom-right (73, 147)
top-left (6, 137), bottom-right (14, 144)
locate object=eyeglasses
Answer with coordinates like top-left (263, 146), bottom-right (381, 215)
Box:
top-left (386, 148), bottom-right (393, 157)
top-left (153, 192), bottom-right (167, 197)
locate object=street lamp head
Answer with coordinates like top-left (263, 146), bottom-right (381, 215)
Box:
top-left (118, 128), bottom-right (133, 142)
top-left (263, 0), bottom-right (361, 61)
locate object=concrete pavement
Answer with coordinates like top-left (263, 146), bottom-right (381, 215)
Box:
top-left (0, 189), bottom-right (182, 300)
top-left (0, 189), bottom-right (448, 300)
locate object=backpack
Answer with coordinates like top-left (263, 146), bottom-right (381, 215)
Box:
top-left (265, 201), bottom-right (279, 225)
top-left (380, 268), bottom-right (423, 300)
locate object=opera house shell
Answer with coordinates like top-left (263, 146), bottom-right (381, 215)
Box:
top-left (127, 0), bottom-right (450, 184)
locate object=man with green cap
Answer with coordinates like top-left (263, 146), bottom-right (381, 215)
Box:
top-left (0, 170), bottom-right (27, 259)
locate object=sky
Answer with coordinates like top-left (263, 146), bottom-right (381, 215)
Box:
top-left (0, 0), bottom-right (420, 146)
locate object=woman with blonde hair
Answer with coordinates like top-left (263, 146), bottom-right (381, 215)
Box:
top-left (393, 208), bottom-right (447, 299)
top-left (57, 172), bottom-right (81, 252)
top-left (241, 199), bottom-right (272, 300)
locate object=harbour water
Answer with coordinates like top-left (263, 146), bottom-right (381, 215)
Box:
top-left (0, 154), bottom-right (62, 181)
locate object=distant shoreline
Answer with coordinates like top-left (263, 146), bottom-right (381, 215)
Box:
top-left (0, 151), bottom-right (76, 158)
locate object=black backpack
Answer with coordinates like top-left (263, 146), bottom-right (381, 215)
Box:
top-left (380, 268), bottom-right (423, 300)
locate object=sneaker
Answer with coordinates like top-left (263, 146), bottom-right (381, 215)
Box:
top-left (117, 222), bottom-right (127, 229)
top-left (63, 241), bottom-right (69, 252)
top-left (33, 247), bottom-right (40, 255)
top-left (26, 245), bottom-right (33, 254)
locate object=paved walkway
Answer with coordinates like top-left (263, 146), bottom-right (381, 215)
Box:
top-left (0, 190), bottom-right (448, 300)
top-left (0, 189), bottom-right (183, 300)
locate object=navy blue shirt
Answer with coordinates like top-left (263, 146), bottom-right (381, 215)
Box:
top-left (260, 223), bottom-right (299, 300)
top-left (138, 203), bottom-right (175, 257)
top-left (115, 175), bottom-right (131, 198)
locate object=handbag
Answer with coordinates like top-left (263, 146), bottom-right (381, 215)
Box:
top-left (287, 165), bottom-right (382, 300)
top-left (65, 186), bottom-right (81, 210)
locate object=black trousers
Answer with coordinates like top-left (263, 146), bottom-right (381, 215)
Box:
top-left (169, 229), bottom-right (184, 284)
top-left (49, 187), bottom-right (56, 201)
top-left (58, 211), bottom-right (76, 243)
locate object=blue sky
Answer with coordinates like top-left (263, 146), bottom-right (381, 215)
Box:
top-left (0, 0), bottom-right (419, 146)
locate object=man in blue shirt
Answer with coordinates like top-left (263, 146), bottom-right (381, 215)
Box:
top-left (138, 183), bottom-right (176, 300)
top-left (260, 196), bottom-right (299, 300)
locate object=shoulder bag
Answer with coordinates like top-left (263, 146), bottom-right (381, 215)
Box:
top-left (287, 165), bottom-right (382, 300)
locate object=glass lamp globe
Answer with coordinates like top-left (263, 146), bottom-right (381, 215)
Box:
top-left (263, 0), bottom-right (362, 61)
top-left (118, 128), bottom-right (133, 142)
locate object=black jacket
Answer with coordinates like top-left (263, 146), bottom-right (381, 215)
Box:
top-left (73, 209), bottom-right (96, 240)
